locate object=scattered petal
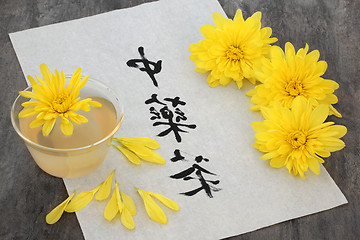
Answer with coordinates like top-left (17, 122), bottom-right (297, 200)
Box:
top-left (117, 137), bottom-right (160, 149)
top-left (95, 170), bottom-right (115, 201)
top-left (46, 191), bottom-right (75, 225)
top-left (104, 187), bottom-right (119, 222)
top-left (149, 192), bottom-right (179, 211)
top-left (121, 207), bottom-right (135, 230)
top-left (104, 182), bottom-right (135, 230)
top-left (65, 186), bottom-right (100, 213)
top-left (113, 137), bottom-right (165, 165)
top-left (137, 188), bottom-right (167, 224)
top-left (113, 144), bottom-right (141, 165)
top-left (136, 188), bottom-right (179, 224)
top-left (121, 192), bottom-right (136, 216)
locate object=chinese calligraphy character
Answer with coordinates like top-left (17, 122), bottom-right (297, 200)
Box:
top-left (127, 46), bottom-right (162, 87)
top-left (170, 149), bottom-right (221, 198)
top-left (145, 94), bottom-right (196, 143)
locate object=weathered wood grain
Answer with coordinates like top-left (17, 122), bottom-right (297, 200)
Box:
top-left (0, 0), bottom-right (359, 239)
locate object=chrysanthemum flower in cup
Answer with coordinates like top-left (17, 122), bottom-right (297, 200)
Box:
top-left (11, 64), bottom-right (124, 178)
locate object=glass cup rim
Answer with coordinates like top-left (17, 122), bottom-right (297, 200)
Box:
top-left (11, 78), bottom-right (124, 152)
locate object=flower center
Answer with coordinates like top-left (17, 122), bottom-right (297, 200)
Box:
top-left (52, 94), bottom-right (70, 113)
top-left (287, 130), bottom-right (307, 149)
top-left (226, 46), bottom-right (244, 61)
top-left (285, 80), bottom-right (303, 97)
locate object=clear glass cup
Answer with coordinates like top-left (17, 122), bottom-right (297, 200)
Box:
top-left (11, 78), bottom-right (124, 178)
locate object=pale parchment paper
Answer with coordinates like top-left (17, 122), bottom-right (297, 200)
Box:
top-left (9, 0), bottom-right (347, 239)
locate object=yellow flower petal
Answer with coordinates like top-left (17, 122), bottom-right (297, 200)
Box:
top-left (40, 63), bottom-right (52, 89)
top-left (68, 112), bottom-right (88, 125)
top-left (308, 157), bottom-right (320, 175)
top-left (60, 117), bottom-right (73, 135)
top-left (269, 156), bottom-right (286, 168)
top-left (116, 137), bottom-right (160, 149)
top-left (320, 125), bottom-right (347, 139)
top-left (136, 188), bottom-right (167, 224)
top-left (104, 181), bottom-right (135, 229)
top-left (212, 12), bottom-right (226, 29)
top-left (42, 118), bottom-right (57, 136)
top-left (104, 188), bottom-right (119, 221)
top-left (95, 170), bottom-right (115, 201)
top-left (120, 192), bottom-right (136, 216)
top-left (46, 191), bottom-right (75, 225)
top-left (21, 100), bottom-right (40, 107)
top-left (65, 68), bottom-right (81, 94)
top-left (113, 144), bottom-right (141, 165)
top-left (71, 75), bottom-right (90, 98)
top-left (43, 112), bottom-right (59, 120)
top-left (138, 151), bottom-right (166, 165)
top-left (29, 118), bottom-right (45, 128)
top-left (19, 90), bottom-right (38, 100)
top-left (233, 9), bottom-right (244, 23)
top-left (118, 142), bottom-right (150, 156)
top-left (18, 108), bottom-right (38, 118)
top-left (121, 142), bottom-right (166, 165)
top-left (65, 186), bottom-right (100, 213)
top-left (89, 100), bottom-right (102, 107)
top-left (120, 207), bottom-right (135, 230)
top-left (59, 70), bottom-right (65, 92)
top-left (308, 104), bottom-right (329, 129)
top-left (27, 75), bottom-right (39, 88)
top-left (149, 192), bottom-right (179, 211)
top-left (75, 99), bottom-right (92, 111)
top-left (115, 183), bottom-right (124, 213)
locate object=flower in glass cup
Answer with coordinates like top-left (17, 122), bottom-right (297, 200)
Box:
top-left (18, 63), bottom-right (101, 136)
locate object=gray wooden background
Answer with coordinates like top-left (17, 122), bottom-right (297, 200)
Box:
top-left (0, 0), bottom-right (359, 239)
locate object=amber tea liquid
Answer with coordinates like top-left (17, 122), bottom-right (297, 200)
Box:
top-left (20, 97), bottom-right (117, 149)
top-left (19, 95), bottom-right (119, 178)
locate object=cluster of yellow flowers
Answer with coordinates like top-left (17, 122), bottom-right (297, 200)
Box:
top-left (46, 170), bottom-right (179, 228)
top-left (189, 10), bottom-right (346, 178)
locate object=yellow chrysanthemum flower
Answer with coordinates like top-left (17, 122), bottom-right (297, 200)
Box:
top-left (113, 137), bottom-right (166, 165)
top-left (189, 9), bottom-right (277, 88)
top-left (18, 63), bottom-right (102, 136)
top-left (247, 42), bottom-right (341, 117)
top-left (104, 181), bottom-right (136, 230)
top-left (252, 96), bottom-right (346, 178)
top-left (136, 187), bottom-right (179, 224)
